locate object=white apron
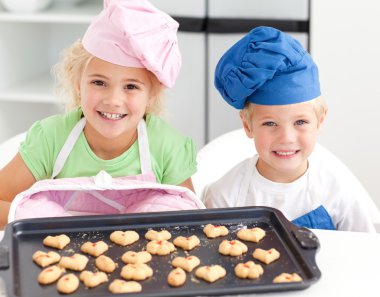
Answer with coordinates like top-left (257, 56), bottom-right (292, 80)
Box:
top-left (237, 157), bottom-right (335, 230)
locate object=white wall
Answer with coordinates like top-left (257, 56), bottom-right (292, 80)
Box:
top-left (310, 0), bottom-right (380, 210)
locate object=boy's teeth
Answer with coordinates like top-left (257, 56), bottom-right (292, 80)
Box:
top-left (100, 112), bottom-right (124, 119)
top-left (276, 151), bottom-right (295, 156)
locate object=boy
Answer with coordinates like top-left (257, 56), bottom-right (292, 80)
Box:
top-left (204, 26), bottom-right (376, 232)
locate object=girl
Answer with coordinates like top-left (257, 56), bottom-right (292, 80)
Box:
top-left (0, 0), bottom-right (199, 228)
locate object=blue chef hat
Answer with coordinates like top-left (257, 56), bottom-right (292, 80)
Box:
top-left (214, 26), bottom-right (321, 109)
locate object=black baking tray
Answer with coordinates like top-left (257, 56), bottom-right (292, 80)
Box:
top-left (0, 206), bottom-right (321, 297)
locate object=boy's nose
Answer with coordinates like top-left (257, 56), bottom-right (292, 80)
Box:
top-left (278, 126), bottom-right (296, 143)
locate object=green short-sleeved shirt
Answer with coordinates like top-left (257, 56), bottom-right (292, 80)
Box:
top-left (19, 108), bottom-right (197, 185)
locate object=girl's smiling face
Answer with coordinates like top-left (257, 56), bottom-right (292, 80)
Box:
top-left (241, 100), bottom-right (326, 183)
top-left (78, 57), bottom-right (154, 147)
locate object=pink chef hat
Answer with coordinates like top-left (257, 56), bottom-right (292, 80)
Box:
top-left (82, 0), bottom-right (181, 88)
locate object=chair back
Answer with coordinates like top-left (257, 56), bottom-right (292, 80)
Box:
top-left (0, 132), bottom-right (26, 169)
top-left (193, 129), bottom-right (255, 198)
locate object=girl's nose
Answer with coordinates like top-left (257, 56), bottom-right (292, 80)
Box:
top-left (103, 89), bottom-right (123, 106)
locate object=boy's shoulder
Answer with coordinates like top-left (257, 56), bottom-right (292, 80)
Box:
top-left (208, 157), bottom-right (252, 191)
top-left (204, 157), bottom-right (253, 208)
top-left (308, 144), bottom-right (366, 195)
top-left (309, 144), bottom-right (350, 183)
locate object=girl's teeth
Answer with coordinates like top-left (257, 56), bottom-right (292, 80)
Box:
top-left (100, 112), bottom-right (124, 119)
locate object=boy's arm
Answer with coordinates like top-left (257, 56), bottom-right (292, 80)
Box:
top-left (336, 198), bottom-right (377, 233)
top-left (0, 153), bottom-right (36, 202)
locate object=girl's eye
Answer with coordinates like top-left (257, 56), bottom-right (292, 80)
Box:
top-left (125, 84), bottom-right (139, 90)
top-left (295, 120), bottom-right (307, 126)
top-left (91, 80), bottom-right (105, 86)
top-left (263, 121), bottom-right (276, 127)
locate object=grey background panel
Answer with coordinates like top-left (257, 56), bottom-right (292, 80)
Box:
top-left (151, 0), bottom-right (207, 17)
top-left (164, 32), bottom-right (206, 150)
top-left (208, 0), bottom-right (309, 20)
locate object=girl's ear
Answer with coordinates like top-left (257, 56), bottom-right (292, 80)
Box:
top-left (148, 81), bottom-right (161, 103)
top-left (240, 111), bottom-right (254, 139)
top-left (76, 86), bottom-right (80, 99)
top-left (148, 93), bottom-right (156, 105)
top-left (147, 92), bottom-right (157, 110)
top-left (75, 79), bottom-right (81, 99)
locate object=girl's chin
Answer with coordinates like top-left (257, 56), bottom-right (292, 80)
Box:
top-left (98, 131), bottom-right (127, 140)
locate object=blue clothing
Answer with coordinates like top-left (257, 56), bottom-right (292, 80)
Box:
top-left (292, 205), bottom-right (336, 230)
top-left (214, 26), bottom-right (320, 109)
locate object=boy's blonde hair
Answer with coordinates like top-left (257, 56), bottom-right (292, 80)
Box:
top-left (241, 97), bottom-right (327, 124)
top-left (51, 40), bottom-right (164, 115)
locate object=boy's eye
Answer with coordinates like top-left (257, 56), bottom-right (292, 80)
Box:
top-left (91, 80), bottom-right (105, 86)
top-left (295, 120), bottom-right (307, 126)
top-left (263, 121), bottom-right (276, 127)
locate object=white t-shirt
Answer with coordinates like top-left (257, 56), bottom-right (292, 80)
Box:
top-left (204, 149), bottom-right (376, 233)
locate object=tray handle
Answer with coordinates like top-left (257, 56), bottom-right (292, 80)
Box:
top-left (0, 246), bottom-right (9, 270)
top-left (291, 227), bottom-right (320, 249)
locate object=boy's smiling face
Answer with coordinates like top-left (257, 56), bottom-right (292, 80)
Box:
top-left (241, 100), bottom-right (326, 183)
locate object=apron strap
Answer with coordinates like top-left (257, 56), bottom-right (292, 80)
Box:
top-left (51, 117), bottom-right (86, 179)
top-left (52, 117), bottom-right (152, 178)
top-left (137, 119), bottom-right (153, 174)
top-left (236, 157), bottom-right (256, 206)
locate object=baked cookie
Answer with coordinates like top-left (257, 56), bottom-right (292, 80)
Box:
top-left (109, 279), bottom-right (142, 294)
top-left (121, 251), bottom-right (152, 264)
top-left (167, 267), bottom-right (186, 287)
top-left (218, 239), bottom-right (248, 256)
top-left (120, 263), bottom-right (153, 281)
top-left (252, 248), bottom-right (280, 264)
top-left (235, 261), bottom-right (264, 279)
top-left (79, 270), bottom-right (108, 288)
top-left (110, 230), bottom-right (139, 246)
top-left (38, 265), bottom-right (65, 285)
top-left (59, 253), bottom-right (89, 271)
top-left (171, 256), bottom-right (200, 272)
top-left (33, 250), bottom-right (61, 267)
top-left (273, 272), bottom-right (303, 283)
top-left (80, 241), bottom-right (109, 257)
top-left (146, 240), bottom-right (175, 255)
top-left (43, 234), bottom-right (70, 250)
top-left (145, 229), bottom-right (171, 241)
top-left (203, 224), bottom-right (229, 238)
top-left (57, 273), bottom-right (80, 294)
top-left (173, 235), bottom-right (200, 251)
top-left (95, 255), bottom-right (117, 273)
top-left (237, 227), bottom-right (266, 243)
top-left (195, 265), bottom-right (226, 283)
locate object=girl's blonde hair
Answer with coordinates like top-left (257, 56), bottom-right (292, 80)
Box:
top-left (241, 96), bottom-right (327, 123)
top-left (51, 40), bottom-right (164, 115)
